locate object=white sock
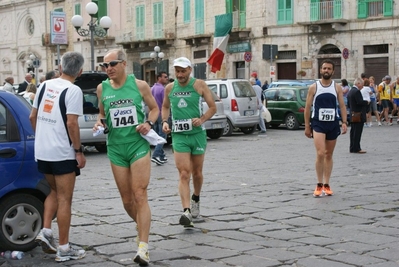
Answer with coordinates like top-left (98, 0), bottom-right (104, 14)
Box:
top-left (138, 242), bottom-right (148, 250)
top-left (59, 243), bottom-right (69, 251)
top-left (42, 228), bottom-right (52, 236)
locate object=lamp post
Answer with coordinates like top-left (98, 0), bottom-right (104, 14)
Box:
top-left (71, 2), bottom-right (112, 71)
top-left (26, 54), bottom-right (40, 86)
top-left (150, 46), bottom-right (165, 75)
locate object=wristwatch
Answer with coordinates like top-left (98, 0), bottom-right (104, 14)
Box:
top-left (74, 145), bottom-right (84, 153)
top-left (145, 120), bottom-right (154, 127)
top-left (342, 121), bottom-right (348, 125)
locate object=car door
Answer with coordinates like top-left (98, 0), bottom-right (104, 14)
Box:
top-left (264, 89), bottom-right (278, 121)
top-left (0, 100), bottom-right (24, 188)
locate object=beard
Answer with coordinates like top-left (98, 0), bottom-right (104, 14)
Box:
top-left (322, 72), bottom-right (332, 80)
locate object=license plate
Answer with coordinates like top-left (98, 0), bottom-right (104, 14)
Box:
top-left (84, 115), bottom-right (98, 122)
top-left (244, 110), bottom-right (254, 116)
top-left (211, 123), bottom-right (222, 129)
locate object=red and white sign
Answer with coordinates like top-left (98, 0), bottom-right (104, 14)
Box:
top-left (244, 52), bottom-right (252, 62)
top-left (50, 11), bottom-right (67, 45)
top-left (270, 66), bottom-right (275, 78)
top-left (342, 48), bottom-right (349, 59)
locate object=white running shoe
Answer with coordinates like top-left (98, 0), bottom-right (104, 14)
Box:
top-left (55, 246), bottom-right (86, 262)
top-left (191, 199), bottom-right (200, 218)
top-left (179, 210), bottom-right (194, 227)
top-left (35, 229), bottom-right (57, 254)
top-left (134, 243), bottom-right (150, 266)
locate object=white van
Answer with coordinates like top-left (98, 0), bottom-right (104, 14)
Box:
top-left (205, 79), bottom-right (259, 136)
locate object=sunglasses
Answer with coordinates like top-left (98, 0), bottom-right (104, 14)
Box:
top-left (102, 60), bottom-right (123, 68)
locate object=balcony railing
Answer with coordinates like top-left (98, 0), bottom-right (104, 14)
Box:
top-left (310, 0), bottom-right (343, 21)
top-left (368, 0), bottom-right (383, 17)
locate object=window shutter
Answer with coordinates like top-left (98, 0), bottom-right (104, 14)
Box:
top-left (357, 0), bottom-right (368, 19)
top-left (97, 0), bottom-right (107, 20)
top-left (333, 0), bottom-right (342, 19)
top-left (183, 0), bottom-right (191, 23)
top-left (225, 0), bottom-right (232, 13)
top-left (310, 0), bottom-right (319, 21)
top-left (133, 62), bottom-right (143, 80)
top-left (75, 4), bottom-right (81, 15)
top-left (383, 0), bottom-right (393, 16)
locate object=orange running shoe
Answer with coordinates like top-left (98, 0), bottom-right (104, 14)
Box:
top-left (313, 183), bottom-right (323, 197)
top-left (323, 184), bottom-right (333, 196)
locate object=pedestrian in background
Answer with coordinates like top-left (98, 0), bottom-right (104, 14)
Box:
top-left (378, 75), bottom-right (392, 125)
top-left (2, 77), bottom-right (14, 93)
top-left (162, 57), bottom-right (216, 227)
top-left (361, 78), bottom-right (372, 127)
top-left (304, 59), bottom-right (347, 197)
top-left (251, 71), bottom-right (262, 87)
top-left (368, 76), bottom-right (381, 126)
top-left (348, 78), bottom-right (369, 153)
top-left (22, 83), bottom-right (36, 105)
top-left (93, 49), bottom-right (158, 266)
top-left (151, 71), bottom-right (169, 165)
top-left (17, 73), bottom-right (32, 94)
top-left (250, 77), bottom-right (266, 134)
top-left (29, 51), bottom-right (87, 262)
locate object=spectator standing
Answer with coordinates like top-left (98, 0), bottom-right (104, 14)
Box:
top-left (251, 72), bottom-right (262, 87)
top-left (2, 77), bottom-right (14, 93)
top-left (368, 76), bottom-right (381, 126)
top-left (22, 83), bottom-right (36, 105)
top-left (29, 51), bottom-right (87, 262)
top-left (377, 75), bottom-right (392, 125)
top-left (93, 49), bottom-right (158, 266)
top-left (151, 71), bottom-right (169, 165)
top-left (17, 73), bottom-right (32, 94)
top-left (341, 79), bottom-right (350, 107)
top-left (361, 79), bottom-right (372, 127)
top-left (250, 77), bottom-right (266, 134)
top-left (348, 78), bottom-right (369, 153)
top-left (262, 80), bottom-right (269, 91)
top-left (161, 57), bottom-right (216, 228)
top-left (304, 59), bottom-right (347, 197)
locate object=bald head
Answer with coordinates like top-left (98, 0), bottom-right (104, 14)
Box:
top-left (25, 73), bottom-right (32, 83)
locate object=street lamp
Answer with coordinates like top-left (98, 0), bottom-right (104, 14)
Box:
top-left (26, 54), bottom-right (40, 86)
top-left (71, 2), bottom-right (112, 71)
top-left (150, 46), bottom-right (165, 75)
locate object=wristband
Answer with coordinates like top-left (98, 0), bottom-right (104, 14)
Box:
top-left (74, 145), bottom-right (84, 153)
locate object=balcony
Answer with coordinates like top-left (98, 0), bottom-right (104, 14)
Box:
top-left (299, 0), bottom-right (348, 27)
top-left (115, 30), bottom-right (175, 51)
top-left (230, 11), bottom-right (251, 40)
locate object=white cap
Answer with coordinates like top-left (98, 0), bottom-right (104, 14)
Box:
top-left (173, 57), bottom-right (191, 68)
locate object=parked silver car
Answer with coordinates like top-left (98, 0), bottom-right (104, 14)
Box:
top-left (202, 90), bottom-right (226, 139)
top-left (205, 79), bottom-right (259, 136)
top-left (74, 72), bottom-right (108, 152)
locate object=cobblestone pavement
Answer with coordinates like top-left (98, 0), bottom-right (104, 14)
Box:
top-left (1, 124), bottom-right (399, 267)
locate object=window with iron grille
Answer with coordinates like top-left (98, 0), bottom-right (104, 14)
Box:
top-left (277, 50), bottom-right (296, 60)
top-left (364, 44), bottom-right (388, 55)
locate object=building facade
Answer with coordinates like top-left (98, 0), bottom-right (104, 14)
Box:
top-left (1, 0), bottom-right (398, 85)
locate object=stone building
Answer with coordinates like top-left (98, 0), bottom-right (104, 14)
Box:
top-left (1, 0), bottom-right (398, 85)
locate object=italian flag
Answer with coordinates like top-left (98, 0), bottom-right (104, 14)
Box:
top-left (207, 13), bottom-right (233, 73)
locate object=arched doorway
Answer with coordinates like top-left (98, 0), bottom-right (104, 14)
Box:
top-left (317, 44), bottom-right (341, 79)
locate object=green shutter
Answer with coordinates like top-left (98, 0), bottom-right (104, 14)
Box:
top-left (74, 4), bottom-right (81, 15)
top-left (239, 0), bottom-right (246, 28)
top-left (277, 0), bottom-right (293, 25)
top-left (97, 0), bottom-right (107, 19)
top-left (136, 5), bottom-right (145, 39)
top-left (357, 0), bottom-right (367, 19)
top-left (153, 2), bottom-right (163, 38)
top-left (195, 0), bottom-right (204, 34)
top-left (225, 0), bottom-right (232, 13)
top-left (383, 0), bottom-right (393, 16)
top-left (310, 0), bottom-right (319, 21)
top-left (183, 0), bottom-right (191, 23)
top-left (333, 0), bottom-right (342, 19)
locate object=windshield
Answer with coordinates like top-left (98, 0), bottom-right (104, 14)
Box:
top-left (232, 81), bottom-right (256, 97)
top-left (300, 88), bottom-right (308, 101)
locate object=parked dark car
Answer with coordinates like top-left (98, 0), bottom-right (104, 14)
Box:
top-left (264, 86), bottom-right (308, 130)
top-left (0, 91), bottom-right (50, 251)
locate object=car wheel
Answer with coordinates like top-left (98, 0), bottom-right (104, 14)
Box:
top-left (0, 194), bottom-right (43, 251)
top-left (240, 126), bottom-right (256, 134)
top-left (207, 129), bottom-right (223, 139)
top-left (95, 144), bottom-right (107, 153)
top-left (285, 113), bottom-right (300, 130)
top-left (223, 120), bottom-right (233, 136)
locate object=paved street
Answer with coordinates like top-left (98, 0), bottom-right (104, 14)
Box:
top-left (1, 123), bottom-right (399, 267)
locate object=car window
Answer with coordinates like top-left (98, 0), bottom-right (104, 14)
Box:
top-left (264, 89), bottom-right (277, 100)
top-left (278, 90), bottom-right (295, 101)
top-left (0, 103), bottom-right (6, 142)
top-left (207, 84), bottom-right (217, 96)
top-left (300, 88), bottom-right (309, 101)
top-left (202, 90), bottom-right (219, 102)
top-left (84, 93), bottom-right (98, 108)
top-left (232, 81), bottom-right (256, 97)
top-left (220, 84), bottom-right (228, 99)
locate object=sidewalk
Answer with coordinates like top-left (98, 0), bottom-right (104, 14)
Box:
top-left (1, 124), bottom-right (398, 266)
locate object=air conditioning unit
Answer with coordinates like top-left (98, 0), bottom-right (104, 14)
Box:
top-left (309, 25), bottom-right (321, 33)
